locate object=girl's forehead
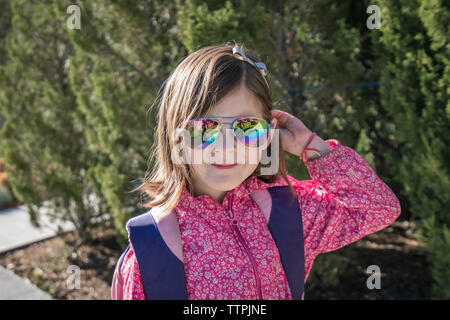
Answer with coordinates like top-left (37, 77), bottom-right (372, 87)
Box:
top-left (205, 87), bottom-right (264, 118)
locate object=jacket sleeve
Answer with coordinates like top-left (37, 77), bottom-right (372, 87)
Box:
top-left (290, 139), bottom-right (401, 258)
top-left (111, 245), bottom-right (146, 300)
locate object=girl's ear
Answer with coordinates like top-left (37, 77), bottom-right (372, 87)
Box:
top-left (271, 118), bottom-right (277, 129)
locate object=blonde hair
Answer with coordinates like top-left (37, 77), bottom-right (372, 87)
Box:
top-left (132, 41), bottom-right (294, 212)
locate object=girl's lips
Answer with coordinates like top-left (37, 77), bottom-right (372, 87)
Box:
top-left (212, 163), bottom-right (238, 169)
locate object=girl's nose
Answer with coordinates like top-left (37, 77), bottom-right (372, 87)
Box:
top-left (210, 124), bottom-right (237, 161)
top-left (219, 124), bottom-right (237, 149)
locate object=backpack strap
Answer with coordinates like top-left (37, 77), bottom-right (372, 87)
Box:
top-left (126, 210), bottom-right (188, 300)
top-left (266, 186), bottom-right (305, 300)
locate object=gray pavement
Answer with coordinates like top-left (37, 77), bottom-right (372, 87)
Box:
top-left (0, 205), bottom-right (75, 254)
top-left (0, 265), bottom-right (53, 300)
top-left (0, 204), bottom-right (75, 300)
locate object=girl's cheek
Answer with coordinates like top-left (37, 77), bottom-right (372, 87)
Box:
top-left (243, 147), bottom-right (262, 165)
top-left (181, 145), bottom-right (213, 165)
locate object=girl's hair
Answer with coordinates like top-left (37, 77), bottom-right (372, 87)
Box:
top-left (132, 41), bottom-right (295, 213)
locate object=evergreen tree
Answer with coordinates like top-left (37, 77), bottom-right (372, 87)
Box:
top-left (0, 0), bottom-right (106, 242)
top-left (372, 0), bottom-right (450, 298)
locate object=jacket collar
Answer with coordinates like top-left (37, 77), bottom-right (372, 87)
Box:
top-left (175, 175), bottom-right (289, 221)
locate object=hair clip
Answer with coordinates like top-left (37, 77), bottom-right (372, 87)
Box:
top-left (232, 46), bottom-right (267, 77)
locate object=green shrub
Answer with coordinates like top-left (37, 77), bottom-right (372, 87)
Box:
top-left (418, 215), bottom-right (450, 299)
top-left (305, 251), bottom-right (351, 297)
top-left (0, 185), bottom-right (13, 208)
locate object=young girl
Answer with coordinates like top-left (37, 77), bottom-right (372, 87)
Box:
top-left (111, 42), bottom-right (401, 300)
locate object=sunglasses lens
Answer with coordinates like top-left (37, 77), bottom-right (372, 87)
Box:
top-left (233, 118), bottom-right (270, 147)
top-left (186, 119), bottom-right (220, 148)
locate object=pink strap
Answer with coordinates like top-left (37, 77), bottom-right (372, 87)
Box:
top-left (301, 132), bottom-right (320, 162)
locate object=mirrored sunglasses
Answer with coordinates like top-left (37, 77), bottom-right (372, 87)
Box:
top-left (184, 116), bottom-right (274, 149)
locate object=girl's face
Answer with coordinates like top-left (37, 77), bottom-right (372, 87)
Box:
top-left (185, 85), bottom-right (268, 202)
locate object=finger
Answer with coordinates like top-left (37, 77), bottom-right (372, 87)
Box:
top-left (271, 109), bottom-right (293, 126)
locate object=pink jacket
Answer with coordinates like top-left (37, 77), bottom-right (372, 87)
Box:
top-left (112, 139), bottom-right (401, 300)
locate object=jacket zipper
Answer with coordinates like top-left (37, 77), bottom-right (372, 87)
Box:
top-left (228, 195), bottom-right (263, 299)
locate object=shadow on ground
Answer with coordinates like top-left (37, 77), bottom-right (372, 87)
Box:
top-left (305, 219), bottom-right (431, 299)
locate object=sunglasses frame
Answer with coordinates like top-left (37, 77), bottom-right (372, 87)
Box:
top-left (186, 116), bottom-right (275, 149)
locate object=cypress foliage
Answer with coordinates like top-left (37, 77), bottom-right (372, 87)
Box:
top-left (0, 0), bottom-right (105, 242)
top-left (372, 0), bottom-right (450, 298)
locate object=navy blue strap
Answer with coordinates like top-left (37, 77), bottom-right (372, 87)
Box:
top-left (267, 186), bottom-right (305, 300)
top-left (126, 210), bottom-right (188, 300)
